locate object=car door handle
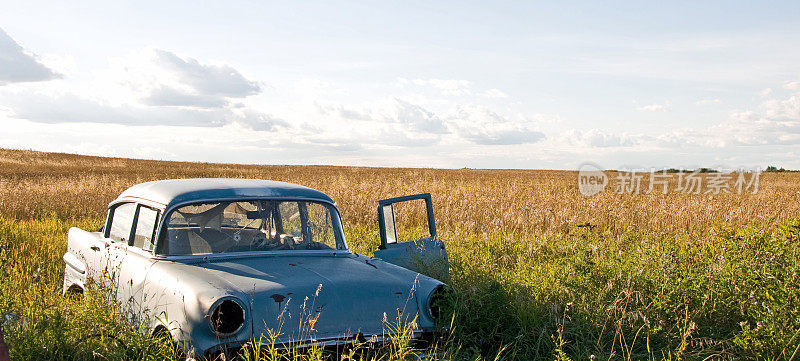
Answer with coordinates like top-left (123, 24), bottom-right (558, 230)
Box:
top-left (90, 246), bottom-right (101, 251)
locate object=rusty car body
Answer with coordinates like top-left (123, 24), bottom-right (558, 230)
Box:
top-left (62, 178), bottom-right (449, 357)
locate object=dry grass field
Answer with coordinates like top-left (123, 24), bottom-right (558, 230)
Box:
top-left (2, 148), bottom-right (800, 360)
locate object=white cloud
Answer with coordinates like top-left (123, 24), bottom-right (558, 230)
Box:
top-left (543, 89), bottom-right (800, 156)
top-left (1, 91), bottom-right (225, 127)
top-left (760, 88), bottom-right (773, 97)
top-left (447, 104), bottom-right (544, 145)
top-left (783, 81), bottom-right (800, 90)
top-left (677, 92), bottom-right (800, 147)
top-left (0, 27), bottom-right (60, 85)
top-left (578, 129), bottom-right (638, 147)
top-left (637, 102), bottom-right (670, 112)
top-left (233, 109), bottom-right (289, 131)
top-left (0, 47), bottom-right (280, 130)
top-left (695, 98), bottom-right (721, 106)
top-left (393, 99), bottom-right (449, 134)
top-left (1, 89), bottom-right (289, 131)
top-left (761, 94), bottom-right (800, 120)
top-left (313, 98), bottom-right (448, 146)
top-left (314, 97), bottom-right (546, 146)
top-left (315, 101), bottom-right (375, 122)
top-left (152, 49), bottom-right (260, 98)
top-left (527, 113), bottom-right (562, 124)
top-left (554, 129), bottom-right (645, 149)
top-left (483, 89), bottom-right (508, 98)
top-left (398, 78), bottom-right (473, 96)
top-left (143, 86), bottom-right (229, 108)
top-left (128, 49), bottom-right (262, 109)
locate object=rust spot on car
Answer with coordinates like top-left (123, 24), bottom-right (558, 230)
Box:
top-left (270, 293), bottom-right (286, 309)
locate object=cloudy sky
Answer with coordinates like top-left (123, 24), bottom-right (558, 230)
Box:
top-left (1, 1), bottom-right (800, 169)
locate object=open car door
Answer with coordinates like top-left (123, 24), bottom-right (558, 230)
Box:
top-left (372, 193), bottom-right (449, 280)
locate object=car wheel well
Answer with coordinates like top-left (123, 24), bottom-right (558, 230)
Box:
top-left (152, 325), bottom-right (183, 355)
top-left (65, 284), bottom-right (84, 297)
top-left (152, 325), bottom-right (170, 338)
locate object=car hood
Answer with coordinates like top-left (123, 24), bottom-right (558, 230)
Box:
top-left (162, 252), bottom-right (433, 343)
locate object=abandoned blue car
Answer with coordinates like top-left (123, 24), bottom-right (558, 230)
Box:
top-left (62, 178), bottom-right (449, 357)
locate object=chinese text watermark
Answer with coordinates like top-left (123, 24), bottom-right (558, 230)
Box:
top-left (578, 165), bottom-right (761, 196)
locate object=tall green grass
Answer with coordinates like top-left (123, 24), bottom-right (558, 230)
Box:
top-left (3, 216), bottom-right (800, 360)
top-left (0, 217), bottom-right (181, 360)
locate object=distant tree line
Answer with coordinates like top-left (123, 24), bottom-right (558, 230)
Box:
top-left (765, 165), bottom-right (797, 172)
top-left (664, 167), bottom-right (718, 173)
top-left (602, 166), bottom-right (798, 173)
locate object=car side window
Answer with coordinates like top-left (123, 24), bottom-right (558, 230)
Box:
top-left (109, 203), bottom-right (136, 243)
top-left (133, 206), bottom-right (158, 251)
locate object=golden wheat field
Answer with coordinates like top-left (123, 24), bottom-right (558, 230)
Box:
top-left (2, 148), bottom-right (799, 235)
top-left (2, 147), bottom-right (800, 361)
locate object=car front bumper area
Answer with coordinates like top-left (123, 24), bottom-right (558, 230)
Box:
top-left (202, 329), bottom-right (439, 359)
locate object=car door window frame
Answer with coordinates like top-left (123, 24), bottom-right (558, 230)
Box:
top-left (105, 200), bottom-right (163, 256)
top-left (131, 204), bottom-right (160, 253)
top-left (105, 202), bottom-right (137, 244)
top-left (377, 193), bottom-right (437, 249)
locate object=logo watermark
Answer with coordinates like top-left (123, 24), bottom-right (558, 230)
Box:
top-left (577, 162), bottom-right (608, 196)
top-left (578, 165), bottom-right (761, 196)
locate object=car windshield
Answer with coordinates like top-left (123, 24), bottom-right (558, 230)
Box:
top-left (159, 200), bottom-right (346, 256)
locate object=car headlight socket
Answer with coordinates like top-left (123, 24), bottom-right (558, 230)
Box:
top-left (426, 284), bottom-right (451, 321)
top-left (209, 297), bottom-right (246, 336)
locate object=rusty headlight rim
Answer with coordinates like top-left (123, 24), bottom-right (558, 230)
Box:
top-left (207, 296), bottom-right (247, 337)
